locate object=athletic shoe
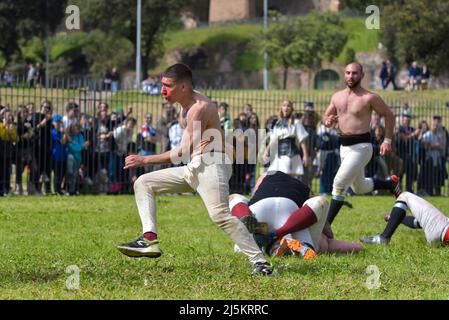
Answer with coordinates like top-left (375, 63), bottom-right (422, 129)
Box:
top-left (251, 262), bottom-right (275, 276)
top-left (240, 215), bottom-right (258, 233)
top-left (269, 238), bottom-right (293, 257)
top-left (389, 175), bottom-right (401, 198)
top-left (116, 235), bottom-right (162, 258)
top-left (359, 234), bottom-right (390, 245)
top-left (285, 239), bottom-right (318, 259)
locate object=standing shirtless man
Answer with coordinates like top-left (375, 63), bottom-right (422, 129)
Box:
top-left (116, 63), bottom-right (273, 276)
top-left (323, 62), bottom-right (400, 225)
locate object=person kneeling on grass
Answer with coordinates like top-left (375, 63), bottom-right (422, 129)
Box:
top-left (230, 171), bottom-right (364, 258)
top-left (360, 191), bottom-right (449, 246)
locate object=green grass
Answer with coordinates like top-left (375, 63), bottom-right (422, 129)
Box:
top-left (338, 17), bottom-right (380, 62)
top-left (0, 194), bottom-right (448, 299)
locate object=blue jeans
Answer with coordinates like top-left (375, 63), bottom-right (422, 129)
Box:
top-left (111, 81), bottom-right (119, 92)
top-left (52, 159), bottom-right (66, 194)
top-left (67, 154), bottom-right (81, 195)
top-left (109, 153), bottom-right (125, 183)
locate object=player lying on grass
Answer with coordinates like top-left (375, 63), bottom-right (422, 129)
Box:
top-left (229, 171), bottom-right (364, 258)
top-left (360, 191), bottom-right (449, 246)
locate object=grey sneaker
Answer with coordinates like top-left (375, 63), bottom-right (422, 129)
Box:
top-left (360, 234), bottom-right (390, 245)
top-left (251, 262), bottom-right (275, 276)
top-left (116, 235), bottom-right (162, 258)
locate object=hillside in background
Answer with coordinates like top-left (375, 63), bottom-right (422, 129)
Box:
top-left (155, 17), bottom-right (380, 74)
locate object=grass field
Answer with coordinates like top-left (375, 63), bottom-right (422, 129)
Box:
top-left (0, 194), bottom-right (448, 300)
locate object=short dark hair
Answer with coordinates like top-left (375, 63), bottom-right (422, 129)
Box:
top-left (348, 62), bottom-right (364, 73)
top-left (219, 102), bottom-right (229, 110)
top-left (126, 117), bottom-right (137, 125)
top-left (162, 63), bottom-right (193, 84)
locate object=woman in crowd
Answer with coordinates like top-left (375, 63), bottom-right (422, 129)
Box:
top-left (263, 100), bottom-right (309, 180)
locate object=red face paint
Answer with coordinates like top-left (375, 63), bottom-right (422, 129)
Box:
top-left (162, 86), bottom-right (172, 99)
top-left (161, 76), bottom-right (174, 102)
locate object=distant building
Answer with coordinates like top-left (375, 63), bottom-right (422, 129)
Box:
top-left (208, 0), bottom-right (343, 24)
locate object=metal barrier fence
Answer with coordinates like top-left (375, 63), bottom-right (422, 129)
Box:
top-left (0, 78), bottom-right (448, 196)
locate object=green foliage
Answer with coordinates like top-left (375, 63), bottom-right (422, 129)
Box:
top-left (20, 37), bottom-right (45, 63)
top-left (162, 24), bottom-right (262, 73)
top-left (338, 18), bottom-right (379, 60)
top-left (46, 58), bottom-right (72, 78)
top-left (0, 195), bottom-right (448, 299)
top-left (74, 0), bottom-right (189, 76)
top-left (82, 30), bottom-right (134, 77)
top-left (345, 48), bottom-right (357, 65)
top-left (0, 0), bottom-right (67, 63)
top-left (233, 49), bottom-right (264, 72)
top-left (382, 0), bottom-right (449, 75)
top-left (51, 32), bottom-right (88, 61)
top-left (258, 12), bottom-right (348, 89)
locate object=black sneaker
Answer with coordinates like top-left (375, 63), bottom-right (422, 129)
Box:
top-left (116, 235), bottom-right (162, 258)
top-left (251, 262), bottom-right (275, 276)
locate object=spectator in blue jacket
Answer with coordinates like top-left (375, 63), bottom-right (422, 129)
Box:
top-left (65, 123), bottom-right (87, 195)
top-left (51, 115), bottom-right (68, 194)
top-left (408, 61), bottom-right (421, 91)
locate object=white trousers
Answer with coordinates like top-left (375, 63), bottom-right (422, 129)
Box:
top-left (332, 143), bottom-right (374, 196)
top-left (397, 192), bottom-right (449, 245)
top-left (133, 154), bottom-right (267, 265)
top-left (230, 195), bottom-right (329, 251)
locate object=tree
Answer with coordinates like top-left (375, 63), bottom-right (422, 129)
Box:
top-left (0, 0), bottom-right (67, 65)
top-left (381, 0), bottom-right (449, 75)
top-left (258, 12), bottom-right (348, 89)
top-left (75, 0), bottom-right (189, 80)
top-left (82, 31), bottom-right (134, 77)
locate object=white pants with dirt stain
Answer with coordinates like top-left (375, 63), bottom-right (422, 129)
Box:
top-left (397, 192), bottom-right (449, 245)
top-left (332, 143), bottom-right (374, 196)
top-left (133, 154), bottom-right (267, 265)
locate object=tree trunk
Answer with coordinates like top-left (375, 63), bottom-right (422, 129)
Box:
top-left (140, 24), bottom-right (161, 81)
top-left (283, 65), bottom-right (289, 90)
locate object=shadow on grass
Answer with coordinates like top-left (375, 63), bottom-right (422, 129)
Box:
top-left (0, 270), bottom-right (61, 284)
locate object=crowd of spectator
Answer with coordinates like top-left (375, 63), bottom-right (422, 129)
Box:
top-left (0, 99), bottom-right (183, 196)
top-left (0, 98), bottom-right (448, 197)
top-left (26, 63), bottom-right (45, 88)
top-left (379, 60), bottom-right (431, 92)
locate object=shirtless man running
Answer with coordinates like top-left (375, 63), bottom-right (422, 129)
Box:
top-left (323, 62), bottom-right (400, 226)
top-left (116, 63), bottom-right (273, 276)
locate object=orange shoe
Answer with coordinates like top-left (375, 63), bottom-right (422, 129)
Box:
top-left (286, 239), bottom-right (318, 260)
top-left (271, 238), bottom-right (293, 257)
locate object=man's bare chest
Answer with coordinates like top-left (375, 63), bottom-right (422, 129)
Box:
top-left (335, 96), bottom-right (371, 116)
